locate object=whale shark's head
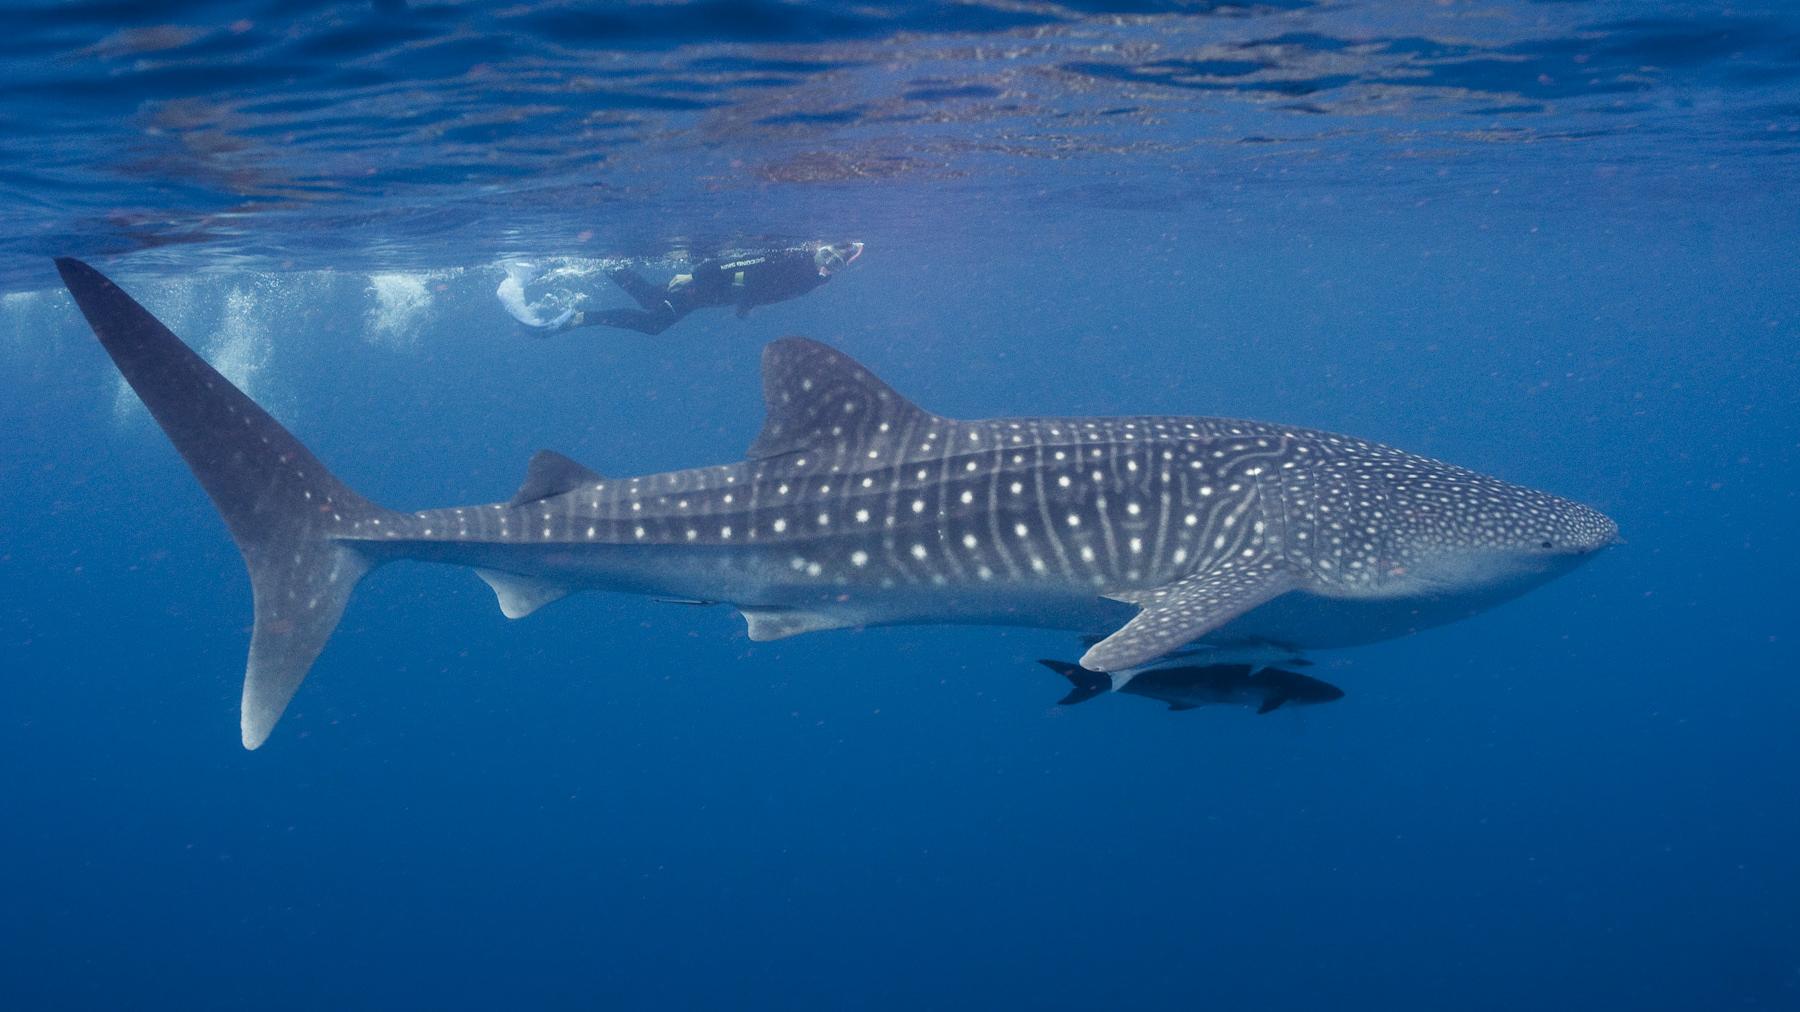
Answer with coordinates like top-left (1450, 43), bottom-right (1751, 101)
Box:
top-left (1380, 476), bottom-right (1618, 598)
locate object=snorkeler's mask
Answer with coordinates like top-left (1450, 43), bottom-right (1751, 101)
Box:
top-left (815, 241), bottom-right (865, 275)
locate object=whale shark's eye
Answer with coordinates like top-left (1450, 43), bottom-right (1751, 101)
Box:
top-left (1539, 540), bottom-right (1554, 550)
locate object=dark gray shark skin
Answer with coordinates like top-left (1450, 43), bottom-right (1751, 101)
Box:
top-left (57, 258), bottom-right (1618, 749)
top-left (1040, 659), bottom-right (1345, 714)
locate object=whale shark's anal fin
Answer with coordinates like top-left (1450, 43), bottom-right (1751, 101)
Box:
top-left (740, 606), bottom-right (855, 641)
top-left (1082, 559), bottom-right (1294, 673)
top-left (57, 258), bottom-right (393, 749)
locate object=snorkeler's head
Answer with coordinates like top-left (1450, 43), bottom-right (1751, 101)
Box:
top-left (814, 241), bottom-right (864, 275)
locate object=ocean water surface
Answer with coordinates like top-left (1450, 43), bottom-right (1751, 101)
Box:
top-left (2, 2), bottom-right (1798, 1009)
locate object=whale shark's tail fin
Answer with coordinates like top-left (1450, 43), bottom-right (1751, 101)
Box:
top-left (57, 258), bottom-right (395, 749)
top-left (1038, 659), bottom-right (1112, 706)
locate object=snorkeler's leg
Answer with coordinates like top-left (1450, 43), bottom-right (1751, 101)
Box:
top-left (576, 306), bottom-right (681, 336)
top-left (607, 267), bottom-right (668, 311)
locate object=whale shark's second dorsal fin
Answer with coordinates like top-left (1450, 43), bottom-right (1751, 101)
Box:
top-left (747, 338), bottom-right (944, 462)
top-left (510, 449), bottom-right (604, 507)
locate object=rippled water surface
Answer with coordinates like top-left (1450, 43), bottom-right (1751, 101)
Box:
top-left (5, 0), bottom-right (1799, 282)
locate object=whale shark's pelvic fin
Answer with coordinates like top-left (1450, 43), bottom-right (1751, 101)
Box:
top-left (475, 569), bottom-right (573, 619)
top-left (57, 258), bottom-right (394, 749)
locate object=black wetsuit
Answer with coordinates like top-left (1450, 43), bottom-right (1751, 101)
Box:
top-left (583, 249), bottom-right (828, 335)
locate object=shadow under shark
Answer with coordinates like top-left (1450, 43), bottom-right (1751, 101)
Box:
top-left (56, 258), bottom-right (1618, 749)
top-left (1040, 659), bottom-right (1344, 713)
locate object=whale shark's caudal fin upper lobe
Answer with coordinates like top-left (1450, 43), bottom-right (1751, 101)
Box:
top-left (56, 258), bottom-right (394, 749)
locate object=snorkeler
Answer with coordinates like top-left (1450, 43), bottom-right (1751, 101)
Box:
top-left (534, 241), bottom-right (863, 336)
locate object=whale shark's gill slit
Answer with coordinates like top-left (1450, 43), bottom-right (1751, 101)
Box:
top-left (57, 258), bottom-right (396, 750)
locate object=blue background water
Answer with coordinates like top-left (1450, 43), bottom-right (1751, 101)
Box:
top-left (3, 2), bottom-right (1798, 1009)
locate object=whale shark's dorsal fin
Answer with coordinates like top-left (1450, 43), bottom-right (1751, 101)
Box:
top-left (747, 338), bottom-right (944, 462)
top-left (510, 449), bottom-right (604, 507)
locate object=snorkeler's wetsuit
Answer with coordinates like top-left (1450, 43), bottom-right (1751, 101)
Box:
top-left (582, 249), bottom-right (829, 336)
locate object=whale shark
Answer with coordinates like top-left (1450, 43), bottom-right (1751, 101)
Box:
top-left (56, 257), bottom-right (1618, 749)
top-left (1039, 659), bottom-right (1345, 713)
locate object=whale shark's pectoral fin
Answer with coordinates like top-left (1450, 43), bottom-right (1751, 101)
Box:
top-left (740, 607), bottom-right (856, 641)
top-left (509, 449), bottom-right (605, 507)
top-left (475, 569), bottom-right (574, 619)
top-left (1083, 560), bottom-right (1295, 672)
top-left (1256, 696), bottom-right (1287, 715)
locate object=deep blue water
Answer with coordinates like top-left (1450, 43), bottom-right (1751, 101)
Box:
top-left (3, 2), bottom-right (1799, 1009)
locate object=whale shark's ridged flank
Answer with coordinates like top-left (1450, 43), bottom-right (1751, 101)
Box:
top-left (56, 258), bottom-right (395, 749)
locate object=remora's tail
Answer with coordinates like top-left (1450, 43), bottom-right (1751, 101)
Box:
top-left (1038, 659), bottom-right (1112, 706)
top-left (57, 258), bottom-right (393, 749)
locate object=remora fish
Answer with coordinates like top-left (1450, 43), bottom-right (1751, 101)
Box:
top-left (56, 258), bottom-right (1617, 748)
top-left (1039, 659), bottom-right (1345, 713)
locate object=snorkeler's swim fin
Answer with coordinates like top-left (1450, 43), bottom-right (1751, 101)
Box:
top-left (57, 258), bottom-right (398, 749)
top-left (496, 261), bottom-right (577, 330)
